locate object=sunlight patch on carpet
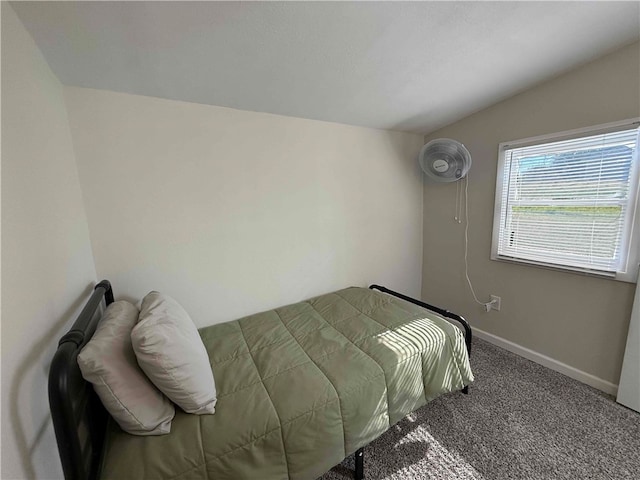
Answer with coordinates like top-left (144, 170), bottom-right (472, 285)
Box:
top-left (383, 428), bottom-right (484, 480)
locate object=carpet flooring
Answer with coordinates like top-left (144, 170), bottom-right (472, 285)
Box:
top-left (318, 338), bottom-right (640, 480)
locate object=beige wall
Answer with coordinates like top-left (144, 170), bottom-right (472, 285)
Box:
top-left (1, 4), bottom-right (97, 479)
top-left (422, 42), bottom-right (640, 387)
top-left (64, 87), bottom-right (424, 327)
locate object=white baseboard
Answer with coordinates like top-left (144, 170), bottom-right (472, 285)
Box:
top-left (472, 327), bottom-right (619, 396)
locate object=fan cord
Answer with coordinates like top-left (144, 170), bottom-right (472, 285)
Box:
top-left (461, 174), bottom-right (493, 309)
top-left (455, 179), bottom-right (462, 223)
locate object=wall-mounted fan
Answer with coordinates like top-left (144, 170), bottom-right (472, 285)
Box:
top-left (418, 137), bottom-right (494, 310)
top-left (418, 138), bottom-right (472, 182)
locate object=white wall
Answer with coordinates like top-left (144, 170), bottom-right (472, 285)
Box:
top-left (64, 87), bottom-right (424, 327)
top-left (1, 4), bottom-right (97, 479)
top-left (422, 42), bottom-right (640, 388)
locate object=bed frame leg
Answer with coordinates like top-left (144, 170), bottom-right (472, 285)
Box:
top-left (354, 447), bottom-right (364, 480)
top-left (462, 385), bottom-right (469, 395)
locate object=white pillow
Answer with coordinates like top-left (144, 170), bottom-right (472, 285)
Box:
top-left (131, 292), bottom-right (217, 415)
top-left (78, 301), bottom-right (175, 435)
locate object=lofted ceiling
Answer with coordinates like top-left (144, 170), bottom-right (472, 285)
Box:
top-left (11, 1), bottom-right (640, 134)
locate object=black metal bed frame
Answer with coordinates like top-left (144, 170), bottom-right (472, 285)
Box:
top-left (351, 286), bottom-right (473, 479)
top-left (368, 285), bottom-right (472, 358)
top-left (49, 280), bottom-right (114, 480)
top-left (48, 281), bottom-right (471, 480)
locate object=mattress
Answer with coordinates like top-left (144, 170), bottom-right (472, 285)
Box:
top-left (100, 287), bottom-right (473, 479)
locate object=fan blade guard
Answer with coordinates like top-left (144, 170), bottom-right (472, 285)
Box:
top-left (419, 138), bottom-right (472, 182)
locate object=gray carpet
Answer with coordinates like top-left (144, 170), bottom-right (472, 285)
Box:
top-left (318, 338), bottom-right (640, 480)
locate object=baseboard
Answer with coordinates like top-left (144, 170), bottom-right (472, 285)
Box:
top-left (472, 327), bottom-right (619, 396)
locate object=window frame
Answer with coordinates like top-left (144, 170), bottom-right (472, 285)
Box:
top-left (491, 118), bottom-right (640, 283)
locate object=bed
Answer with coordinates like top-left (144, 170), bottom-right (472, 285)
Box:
top-left (49, 281), bottom-right (473, 480)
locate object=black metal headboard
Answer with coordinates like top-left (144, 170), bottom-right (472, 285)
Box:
top-left (48, 280), bottom-right (114, 480)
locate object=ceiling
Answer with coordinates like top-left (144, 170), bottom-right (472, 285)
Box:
top-left (11, 1), bottom-right (640, 134)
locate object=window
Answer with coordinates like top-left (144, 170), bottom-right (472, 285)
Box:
top-left (492, 119), bottom-right (640, 282)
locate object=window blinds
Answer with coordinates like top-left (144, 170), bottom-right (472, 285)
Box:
top-left (495, 126), bottom-right (639, 275)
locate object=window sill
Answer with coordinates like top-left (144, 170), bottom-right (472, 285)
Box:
top-left (490, 254), bottom-right (638, 284)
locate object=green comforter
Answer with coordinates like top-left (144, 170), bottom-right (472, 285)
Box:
top-left (100, 287), bottom-right (473, 479)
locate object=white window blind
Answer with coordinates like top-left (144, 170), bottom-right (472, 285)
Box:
top-left (492, 122), bottom-right (640, 278)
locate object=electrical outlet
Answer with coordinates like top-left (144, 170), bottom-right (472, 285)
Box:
top-left (490, 295), bottom-right (501, 311)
